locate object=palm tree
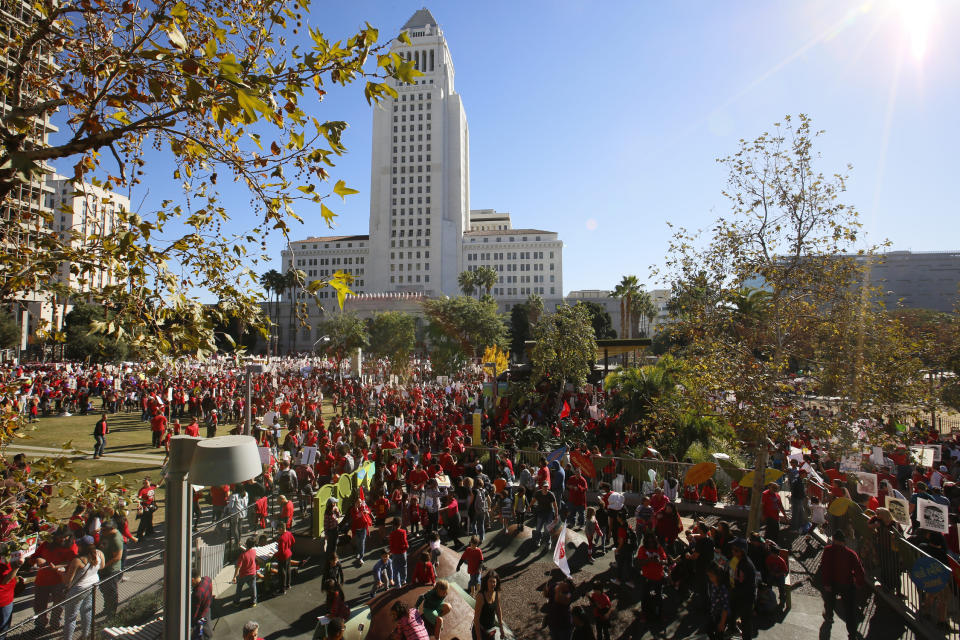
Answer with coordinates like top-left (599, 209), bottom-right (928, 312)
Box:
top-left (284, 269), bottom-right (304, 354)
top-left (260, 269), bottom-right (284, 355)
top-left (632, 290), bottom-right (657, 337)
top-left (458, 270), bottom-right (476, 297)
top-left (611, 275), bottom-right (641, 338)
top-left (474, 265), bottom-right (498, 298)
top-left (526, 293), bottom-right (543, 325)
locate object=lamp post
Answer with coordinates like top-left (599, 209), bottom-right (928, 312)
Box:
top-left (244, 363), bottom-right (264, 436)
top-left (164, 435), bottom-right (262, 640)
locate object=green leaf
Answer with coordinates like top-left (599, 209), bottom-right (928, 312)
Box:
top-left (170, 1), bottom-right (188, 22)
top-left (290, 131), bottom-right (305, 150)
top-left (333, 179), bottom-right (359, 199)
top-left (218, 53), bottom-right (243, 79)
top-left (236, 89), bottom-right (268, 119)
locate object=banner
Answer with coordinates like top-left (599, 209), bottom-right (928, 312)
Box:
top-left (569, 450), bottom-right (596, 479)
top-left (885, 496), bottom-right (910, 526)
top-left (856, 472), bottom-right (878, 497)
top-left (546, 446), bottom-right (567, 467)
top-left (918, 497), bottom-right (949, 534)
top-left (553, 524), bottom-right (571, 577)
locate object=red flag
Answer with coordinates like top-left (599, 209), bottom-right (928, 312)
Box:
top-left (559, 401), bottom-right (570, 419)
top-left (570, 450), bottom-right (597, 479)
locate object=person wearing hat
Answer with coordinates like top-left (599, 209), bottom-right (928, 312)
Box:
top-left (729, 539), bottom-right (757, 640)
top-left (98, 518), bottom-right (124, 617)
top-left (31, 525), bottom-right (77, 632)
top-left (818, 529), bottom-right (865, 639)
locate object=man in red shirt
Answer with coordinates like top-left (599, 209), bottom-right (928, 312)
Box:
top-left (31, 526), bottom-right (77, 631)
top-left (150, 410), bottom-right (167, 448)
top-left (184, 417), bottom-right (200, 437)
top-left (211, 485), bottom-right (230, 530)
top-left (274, 522), bottom-right (295, 593)
top-left (566, 467), bottom-right (588, 529)
top-left (408, 462), bottom-right (429, 491)
top-left (819, 530), bottom-right (865, 638)
top-left (232, 537), bottom-right (259, 607)
top-left (389, 522), bottom-right (410, 587)
top-left (762, 482), bottom-right (788, 544)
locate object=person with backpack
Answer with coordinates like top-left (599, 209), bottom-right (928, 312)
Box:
top-left (277, 461), bottom-right (299, 498)
top-left (532, 483), bottom-right (559, 549)
top-left (349, 497), bottom-right (373, 565)
top-left (789, 469), bottom-right (808, 532)
top-left (469, 478), bottom-right (490, 543)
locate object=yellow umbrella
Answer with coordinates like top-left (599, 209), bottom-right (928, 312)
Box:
top-left (738, 468), bottom-right (783, 487)
top-left (684, 462), bottom-right (717, 486)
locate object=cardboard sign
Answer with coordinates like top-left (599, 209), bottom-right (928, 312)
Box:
top-left (911, 446), bottom-right (935, 468)
top-left (910, 556), bottom-right (952, 594)
top-left (839, 454), bottom-right (861, 473)
top-left (871, 446), bottom-right (885, 466)
top-left (918, 497), bottom-right (949, 534)
top-left (569, 450), bottom-right (597, 479)
top-left (300, 446), bottom-right (317, 467)
top-left (886, 496), bottom-right (911, 526)
top-left (856, 472), bottom-right (878, 497)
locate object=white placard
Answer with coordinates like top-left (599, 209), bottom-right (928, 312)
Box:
top-left (886, 496), bottom-right (911, 526)
top-left (263, 411), bottom-right (276, 427)
top-left (801, 462), bottom-right (824, 485)
top-left (840, 454), bottom-right (861, 473)
top-left (910, 446), bottom-right (935, 468)
top-left (258, 447), bottom-right (272, 466)
top-left (871, 446), bottom-right (885, 466)
top-left (588, 405), bottom-right (599, 420)
top-left (300, 446), bottom-right (317, 466)
top-left (856, 472), bottom-right (878, 497)
top-left (931, 444), bottom-right (942, 462)
top-left (918, 497), bottom-right (949, 534)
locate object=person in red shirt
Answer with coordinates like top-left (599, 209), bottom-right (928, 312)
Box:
top-left (589, 583), bottom-right (612, 640)
top-left (31, 526), bottom-right (78, 631)
top-left (136, 477), bottom-right (158, 538)
top-left (761, 482), bottom-right (788, 544)
top-left (184, 418), bottom-right (200, 437)
top-left (412, 550), bottom-right (436, 585)
top-left (150, 410), bottom-right (167, 448)
top-left (274, 522), bottom-right (295, 593)
top-left (210, 485), bottom-right (229, 530)
top-left (819, 529), bottom-right (866, 638)
top-left (373, 492), bottom-right (391, 541)
top-left (637, 535), bottom-right (667, 622)
top-left (1, 555), bottom-right (23, 634)
top-left (349, 498), bottom-right (373, 564)
top-left (456, 535), bottom-right (484, 596)
top-left (231, 537), bottom-right (259, 607)
top-left (648, 487), bottom-right (668, 513)
top-left (408, 462), bottom-right (429, 492)
top-left (279, 495), bottom-right (295, 530)
top-left (566, 467), bottom-right (588, 528)
top-left (700, 478), bottom-right (719, 505)
top-left (389, 522), bottom-right (410, 587)
top-left (536, 459), bottom-right (551, 490)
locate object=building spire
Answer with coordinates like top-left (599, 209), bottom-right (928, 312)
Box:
top-left (402, 8), bottom-right (438, 31)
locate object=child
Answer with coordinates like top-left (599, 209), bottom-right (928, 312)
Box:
top-left (373, 491), bottom-right (391, 540)
top-left (806, 495), bottom-right (826, 537)
top-left (764, 541), bottom-right (789, 609)
top-left (413, 550), bottom-right (436, 585)
top-left (369, 549), bottom-right (394, 598)
top-left (513, 487), bottom-right (528, 532)
top-left (585, 506), bottom-right (604, 560)
top-left (456, 535), bottom-right (484, 596)
top-left (682, 483), bottom-right (700, 503)
top-left (499, 491), bottom-right (513, 530)
top-left (427, 531), bottom-right (442, 569)
top-left (589, 582), bottom-right (612, 640)
top-left (322, 551), bottom-right (344, 586)
top-left (407, 495), bottom-right (422, 538)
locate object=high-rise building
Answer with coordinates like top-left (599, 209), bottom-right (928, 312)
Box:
top-left (276, 9), bottom-right (564, 351)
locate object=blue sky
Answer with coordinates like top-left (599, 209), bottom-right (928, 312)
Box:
top-left (55, 1), bottom-right (960, 295)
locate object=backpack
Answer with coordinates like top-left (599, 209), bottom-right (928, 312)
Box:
top-left (623, 527), bottom-right (639, 555)
top-left (473, 488), bottom-right (489, 516)
top-left (278, 469), bottom-right (297, 494)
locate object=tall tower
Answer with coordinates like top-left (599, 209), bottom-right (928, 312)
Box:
top-left (367, 8), bottom-right (469, 296)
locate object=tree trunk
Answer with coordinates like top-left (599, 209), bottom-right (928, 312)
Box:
top-left (746, 443), bottom-right (768, 534)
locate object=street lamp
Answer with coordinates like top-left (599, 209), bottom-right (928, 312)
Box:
top-left (244, 363), bottom-right (265, 436)
top-left (164, 435), bottom-right (263, 640)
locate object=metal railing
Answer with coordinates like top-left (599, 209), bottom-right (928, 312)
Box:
top-left (3, 498), bottom-right (288, 640)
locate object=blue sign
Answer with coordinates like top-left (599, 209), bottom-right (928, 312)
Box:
top-left (910, 556), bottom-right (952, 594)
top-left (546, 446), bottom-right (567, 466)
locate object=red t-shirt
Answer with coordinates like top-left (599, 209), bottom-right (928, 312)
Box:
top-left (0, 562), bottom-right (17, 607)
top-left (460, 546), bottom-right (483, 575)
top-left (761, 489), bottom-right (782, 519)
top-left (150, 414), bottom-right (167, 433)
top-left (275, 531), bottom-right (295, 561)
top-left (281, 501), bottom-right (294, 528)
top-left (413, 561), bottom-right (436, 585)
top-left (589, 591), bottom-right (611, 618)
top-left (211, 486), bottom-right (229, 507)
top-left (566, 476), bottom-right (587, 507)
top-left (35, 542), bottom-right (78, 586)
top-left (235, 548), bottom-right (257, 577)
top-left (389, 529), bottom-right (409, 555)
top-left (648, 493), bottom-right (668, 513)
top-left (185, 423), bottom-right (200, 437)
top-left (138, 484), bottom-right (157, 506)
top-left (637, 545), bottom-right (667, 581)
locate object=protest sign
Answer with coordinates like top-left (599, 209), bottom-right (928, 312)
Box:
top-left (918, 497), bottom-right (949, 534)
top-left (856, 472), bottom-right (878, 497)
top-left (885, 496), bottom-right (910, 526)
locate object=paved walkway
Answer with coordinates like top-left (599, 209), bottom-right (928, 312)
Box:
top-left (4, 443), bottom-right (166, 466)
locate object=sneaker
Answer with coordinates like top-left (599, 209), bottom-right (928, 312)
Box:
top-left (610, 578), bottom-right (621, 586)
top-left (626, 581), bottom-right (636, 589)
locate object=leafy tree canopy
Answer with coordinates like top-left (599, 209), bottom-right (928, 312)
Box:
top-left (573, 300), bottom-right (616, 340)
top-left (530, 303), bottom-right (597, 388)
top-left (367, 311), bottom-right (416, 376)
top-left (0, 0), bottom-right (418, 358)
top-left (317, 312), bottom-right (368, 367)
top-left (422, 296), bottom-right (506, 359)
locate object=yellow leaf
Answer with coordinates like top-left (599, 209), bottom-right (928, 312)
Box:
top-left (320, 203), bottom-right (337, 225)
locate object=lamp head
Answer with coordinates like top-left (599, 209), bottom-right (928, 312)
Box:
top-left (188, 435), bottom-right (262, 486)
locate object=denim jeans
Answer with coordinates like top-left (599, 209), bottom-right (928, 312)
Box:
top-left (1, 601), bottom-right (13, 640)
top-left (471, 515), bottom-right (486, 542)
top-left (61, 588), bottom-right (93, 640)
top-left (790, 498), bottom-right (807, 530)
top-left (567, 504), bottom-right (585, 528)
top-left (353, 528), bottom-right (367, 561)
top-left (535, 514), bottom-right (554, 544)
top-left (235, 574), bottom-right (257, 606)
top-left (100, 573), bottom-right (120, 617)
top-left (93, 435), bottom-right (106, 457)
top-left (391, 552), bottom-right (407, 587)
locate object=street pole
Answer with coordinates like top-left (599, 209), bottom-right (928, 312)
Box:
top-left (245, 369), bottom-right (252, 436)
top-left (164, 436), bottom-right (199, 640)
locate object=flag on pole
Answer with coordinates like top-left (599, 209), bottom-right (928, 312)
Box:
top-left (559, 401), bottom-right (571, 419)
top-left (553, 524), bottom-right (571, 577)
top-left (546, 446), bottom-right (567, 467)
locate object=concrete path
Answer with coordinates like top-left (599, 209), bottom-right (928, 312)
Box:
top-left (4, 443), bottom-right (166, 466)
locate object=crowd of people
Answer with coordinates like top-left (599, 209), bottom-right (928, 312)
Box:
top-left (2, 357), bottom-right (960, 640)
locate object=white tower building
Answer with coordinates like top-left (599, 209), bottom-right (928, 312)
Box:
top-left (367, 8), bottom-right (469, 296)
